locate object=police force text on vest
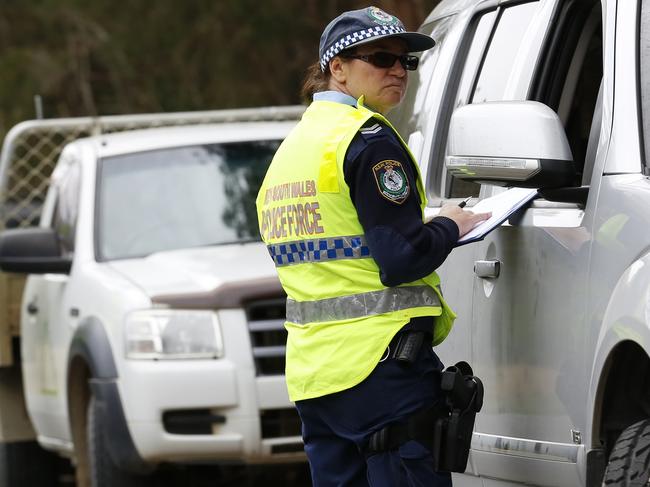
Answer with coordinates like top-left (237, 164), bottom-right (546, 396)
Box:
top-left (259, 179), bottom-right (325, 240)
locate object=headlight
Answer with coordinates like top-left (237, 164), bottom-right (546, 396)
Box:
top-left (125, 309), bottom-right (223, 360)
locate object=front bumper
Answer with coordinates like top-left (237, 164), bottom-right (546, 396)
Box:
top-left (117, 308), bottom-right (304, 464)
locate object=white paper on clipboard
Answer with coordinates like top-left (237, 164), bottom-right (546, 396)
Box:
top-left (456, 188), bottom-right (538, 245)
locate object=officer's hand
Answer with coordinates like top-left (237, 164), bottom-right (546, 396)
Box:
top-left (437, 204), bottom-right (491, 238)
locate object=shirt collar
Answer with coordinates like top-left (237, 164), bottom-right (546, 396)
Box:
top-left (313, 90), bottom-right (358, 107)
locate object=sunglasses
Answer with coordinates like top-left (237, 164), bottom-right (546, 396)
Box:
top-left (341, 51), bottom-right (420, 71)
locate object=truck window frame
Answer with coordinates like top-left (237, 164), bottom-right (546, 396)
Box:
top-left (445, 2), bottom-right (542, 198)
top-left (50, 155), bottom-right (82, 255)
top-left (437, 0), bottom-right (603, 197)
top-left (443, 9), bottom-right (498, 199)
top-left (639, 0), bottom-right (650, 170)
top-left (425, 3), bottom-right (499, 199)
top-left (390, 14), bottom-right (457, 139)
top-left (424, 0), bottom-right (541, 199)
top-left (469, 2), bottom-right (540, 104)
top-left (529, 0), bottom-right (603, 185)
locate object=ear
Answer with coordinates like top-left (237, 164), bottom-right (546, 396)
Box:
top-left (329, 56), bottom-right (347, 83)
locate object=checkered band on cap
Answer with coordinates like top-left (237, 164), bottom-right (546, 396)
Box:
top-left (319, 24), bottom-right (406, 71)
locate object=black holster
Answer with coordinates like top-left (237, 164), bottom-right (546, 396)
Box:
top-left (432, 361), bottom-right (484, 472)
top-left (364, 361), bottom-right (484, 474)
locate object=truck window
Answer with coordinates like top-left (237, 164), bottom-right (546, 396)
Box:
top-left (442, 2), bottom-right (540, 198)
top-left (530, 0), bottom-right (602, 186)
top-left (51, 157), bottom-right (81, 255)
top-left (391, 15), bottom-right (455, 136)
top-left (443, 0), bottom-right (603, 195)
top-left (96, 140), bottom-right (281, 261)
top-left (640, 0), bottom-right (650, 168)
top-left (471, 3), bottom-right (539, 103)
top-left (443, 10), bottom-right (498, 199)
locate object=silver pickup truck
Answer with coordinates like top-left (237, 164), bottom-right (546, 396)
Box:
top-left (391, 0), bottom-right (650, 485)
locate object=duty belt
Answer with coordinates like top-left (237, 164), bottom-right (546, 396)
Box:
top-left (286, 285), bottom-right (441, 325)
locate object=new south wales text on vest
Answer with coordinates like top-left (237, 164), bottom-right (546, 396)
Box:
top-left (260, 179), bottom-right (325, 240)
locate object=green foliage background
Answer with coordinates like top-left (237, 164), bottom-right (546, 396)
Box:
top-left (0, 1), bottom-right (440, 138)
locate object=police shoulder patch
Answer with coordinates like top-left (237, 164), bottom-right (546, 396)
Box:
top-left (372, 159), bottom-right (410, 204)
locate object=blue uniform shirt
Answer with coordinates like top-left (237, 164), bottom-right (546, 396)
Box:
top-left (313, 91), bottom-right (459, 287)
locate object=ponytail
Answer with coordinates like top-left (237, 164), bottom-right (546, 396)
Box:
top-left (300, 62), bottom-right (331, 104)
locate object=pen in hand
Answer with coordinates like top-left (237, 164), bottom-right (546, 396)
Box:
top-left (458, 196), bottom-right (472, 208)
top-left (438, 197), bottom-right (490, 236)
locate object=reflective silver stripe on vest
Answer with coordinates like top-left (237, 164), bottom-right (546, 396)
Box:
top-left (267, 235), bottom-right (370, 267)
top-left (286, 285), bottom-right (441, 325)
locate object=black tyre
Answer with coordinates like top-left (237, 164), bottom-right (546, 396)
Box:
top-left (603, 419), bottom-right (650, 486)
top-left (0, 440), bottom-right (60, 487)
top-left (87, 395), bottom-right (151, 487)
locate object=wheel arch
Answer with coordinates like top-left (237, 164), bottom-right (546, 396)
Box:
top-left (66, 316), bottom-right (149, 475)
top-left (589, 250), bottom-right (650, 456)
top-left (591, 340), bottom-right (650, 456)
top-left (67, 316), bottom-right (118, 461)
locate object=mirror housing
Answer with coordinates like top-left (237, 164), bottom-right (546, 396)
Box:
top-left (446, 101), bottom-right (577, 188)
top-left (0, 228), bottom-right (72, 274)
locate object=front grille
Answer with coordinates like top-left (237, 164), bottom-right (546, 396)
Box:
top-left (246, 297), bottom-right (287, 376)
top-left (261, 408), bottom-right (302, 438)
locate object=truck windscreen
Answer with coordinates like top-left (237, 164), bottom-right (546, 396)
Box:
top-left (97, 140), bottom-right (280, 260)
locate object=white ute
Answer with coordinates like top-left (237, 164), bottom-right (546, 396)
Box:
top-left (0, 117), bottom-right (303, 486)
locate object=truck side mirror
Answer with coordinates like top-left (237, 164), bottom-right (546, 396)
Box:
top-left (0, 228), bottom-right (71, 274)
top-left (446, 101), bottom-right (578, 189)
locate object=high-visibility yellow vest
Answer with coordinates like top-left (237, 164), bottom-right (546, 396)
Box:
top-left (256, 97), bottom-right (456, 401)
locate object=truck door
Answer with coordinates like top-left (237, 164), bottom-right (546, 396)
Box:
top-left (459, 1), bottom-right (604, 484)
top-left (403, 0), bottom-right (607, 483)
top-left (22, 153), bottom-right (81, 442)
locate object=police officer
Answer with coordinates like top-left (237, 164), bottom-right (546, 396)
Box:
top-left (256, 6), bottom-right (489, 487)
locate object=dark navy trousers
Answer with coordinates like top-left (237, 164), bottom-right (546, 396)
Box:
top-left (295, 330), bottom-right (452, 487)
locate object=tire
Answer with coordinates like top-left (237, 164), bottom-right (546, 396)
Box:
top-left (87, 395), bottom-right (151, 487)
top-left (0, 440), bottom-right (60, 487)
top-left (603, 419), bottom-right (650, 486)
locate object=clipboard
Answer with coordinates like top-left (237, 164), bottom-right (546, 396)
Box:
top-left (456, 188), bottom-right (538, 246)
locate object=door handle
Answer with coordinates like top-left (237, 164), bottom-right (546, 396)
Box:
top-left (474, 260), bottom-right (501, 278)
top-left (26, 301), bottom-right (39, 315)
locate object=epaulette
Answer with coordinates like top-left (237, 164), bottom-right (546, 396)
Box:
top-left (345, 121), bottom-right (395, 165)
top-left (359, 122), bottom-right (384, 140)
top-left (359, 122), bottom-right (383, 136)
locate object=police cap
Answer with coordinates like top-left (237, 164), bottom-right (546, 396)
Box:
top-left (318, 6), bottom-right (435, 72)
